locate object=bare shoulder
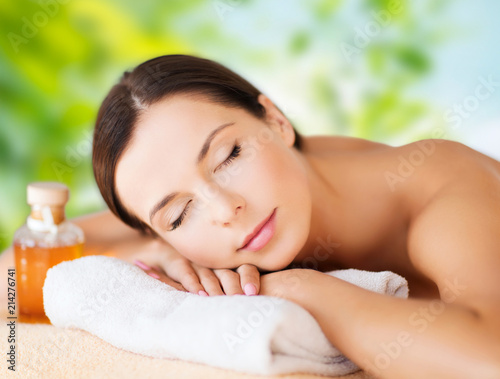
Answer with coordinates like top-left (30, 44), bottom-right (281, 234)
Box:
top-left (395, 138), bottom-right (500, 179)
top-left (402, 140), bottom-right (500, 311)
top-left (304, 136), bottom-right (500, 207)
top-left (382, 139), bottom-right (500, 212)
top-left (416, 139), bottom-right (498, 172)
top-left (301, 134), bottom-right (390, 154)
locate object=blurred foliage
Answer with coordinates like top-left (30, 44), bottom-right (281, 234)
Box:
top-left (0, 0), bottom-right (494, 251)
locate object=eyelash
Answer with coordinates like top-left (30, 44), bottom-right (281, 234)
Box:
top-left (169, 143), bottom-right (242, 231)
top-left (215, 143), bottom-right (241, 172)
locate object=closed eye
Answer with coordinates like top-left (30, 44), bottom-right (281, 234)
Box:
top-left (215, 143), bottom-right (241, 172)
top-left (170, 200), bottom-right (191, 231)
top-left (169, 143), bottom-right (242, 231)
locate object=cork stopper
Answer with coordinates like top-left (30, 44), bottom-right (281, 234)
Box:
top-left (28, 182), bottom-right (69, 206)
top-left (27, 182), bottom-right (69, 225)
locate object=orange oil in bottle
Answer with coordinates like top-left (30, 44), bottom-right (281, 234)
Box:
top-left (13, 181), bottom-right (84, 324)
top-left (14, 243), bottom-right (83, 323)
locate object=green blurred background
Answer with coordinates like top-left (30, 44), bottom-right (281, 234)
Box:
top-left (1, 0), bottom-right (499, 252)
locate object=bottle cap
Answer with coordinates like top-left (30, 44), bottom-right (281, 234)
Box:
top-left (27, 182), bottom-right (69, 206)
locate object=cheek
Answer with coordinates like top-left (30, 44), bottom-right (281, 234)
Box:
top-left (251, 145), bottom-right (305, 196)
top-left (168, 228), bottom-right (222, 267)
top-left (238, 142), bottom-right (286, 183)
top-left (230, 143), bottom-right (308, 214)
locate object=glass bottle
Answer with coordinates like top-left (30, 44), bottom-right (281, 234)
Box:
top-left (13, 182), bottom-right (84, 323)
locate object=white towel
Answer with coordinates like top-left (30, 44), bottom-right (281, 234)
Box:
top-left (43, 256), bottom-right (408, 377)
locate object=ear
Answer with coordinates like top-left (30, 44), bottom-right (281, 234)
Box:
top-left (257, 94), bottom-right (296, 148)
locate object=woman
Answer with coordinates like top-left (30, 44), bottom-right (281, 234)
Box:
top-left (89, 54), bottom-right (500, 377)
top-left (4, 54), bottom-right (500, 377)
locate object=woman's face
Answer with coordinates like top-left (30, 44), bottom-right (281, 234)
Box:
top-left (115, 93), bottom-right (312, 271)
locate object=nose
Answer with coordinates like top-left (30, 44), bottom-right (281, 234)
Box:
top-left (204, 187), bottom-right (245, 227)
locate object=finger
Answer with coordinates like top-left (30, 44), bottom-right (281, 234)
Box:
top-left (157, 259), bottom-right (207, 296)
top-left (153, 271), bottom-right (189, 292)
top-left (236, 264), bottom-right (260, 296)
top-left (212, 269), bottom-right (245, 296)
top-left (195, 267), bottom-right (225, 296)
top-left (134, 258), bottom-right (170, 279)
top-left (134, 259), bottom-right (161, 278)
top-left (133, 260), bottom-right (187, 292)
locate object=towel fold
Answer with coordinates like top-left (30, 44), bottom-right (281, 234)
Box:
top-left (43, 256), bottom-right (408, 377)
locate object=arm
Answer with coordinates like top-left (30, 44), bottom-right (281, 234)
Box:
top-left (72, 209), bottom-right (161, 259)
top-left (262, 269), bottom-right (500, 379)
top-left (260, 145), bottom-right (500, 378)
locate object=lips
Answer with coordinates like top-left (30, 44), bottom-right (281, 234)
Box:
top-left (238, 208), bottom-right (277, 252)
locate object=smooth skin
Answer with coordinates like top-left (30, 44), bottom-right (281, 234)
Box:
top-left (1, 93), bottom-right (499, 377)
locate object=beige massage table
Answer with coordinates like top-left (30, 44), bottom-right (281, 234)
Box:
top-left (0, 315), bottom-right (374, 379)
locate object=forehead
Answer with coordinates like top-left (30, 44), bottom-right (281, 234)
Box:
top-left (114, 94), bottom-right (248, 223)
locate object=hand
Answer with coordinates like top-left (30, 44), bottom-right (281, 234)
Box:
top-left (135, 259), bottom-right (260, 297)
top-left (133, 259), bottom-right (188, 292)
top-left (178, 262), bottom-right (260, 297)
top-left (129, 240), bottom-right (260, 296)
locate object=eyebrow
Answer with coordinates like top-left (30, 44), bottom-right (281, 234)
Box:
top-left (149, 121), bottom-right (236, 226)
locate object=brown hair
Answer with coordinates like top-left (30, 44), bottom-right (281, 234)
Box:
top-left (92, 54), bottom-right (304, 237)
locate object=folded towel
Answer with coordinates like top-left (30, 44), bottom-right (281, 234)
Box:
top-left (43, 256), bottom-right (408, 377)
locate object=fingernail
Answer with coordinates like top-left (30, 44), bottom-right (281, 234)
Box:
top-left (198, 290), bottom-right (209, 297)
top-left (134, 260), bottom-right (152, 270)
top-left (148, 272), bottom-right (160, 279)
top-left (244, 283), bottom-right (257, 296)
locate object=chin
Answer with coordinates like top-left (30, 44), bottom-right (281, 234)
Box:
top-left (258, 253), bottom-right (297, 273)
